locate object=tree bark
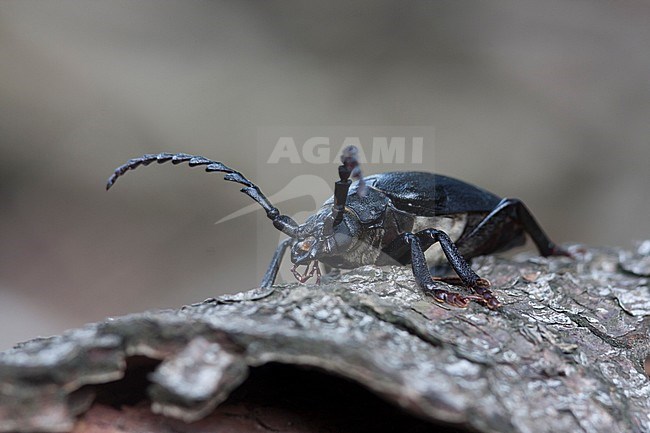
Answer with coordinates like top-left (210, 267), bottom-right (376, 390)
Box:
top-left (1, 243), bottom-right (650, 433)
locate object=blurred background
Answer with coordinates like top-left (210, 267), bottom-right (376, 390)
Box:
top-left (1, 0), bottom-right (649, 350)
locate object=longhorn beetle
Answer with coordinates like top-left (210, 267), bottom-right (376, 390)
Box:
top-left (107, 146), bottom-right (570, 309)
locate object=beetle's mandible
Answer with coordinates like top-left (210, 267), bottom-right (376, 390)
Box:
top-left (107, 146), bottom-right (570, 309)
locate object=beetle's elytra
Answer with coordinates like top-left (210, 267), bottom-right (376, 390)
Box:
top-left (107, 146), bottom-right (570, 309)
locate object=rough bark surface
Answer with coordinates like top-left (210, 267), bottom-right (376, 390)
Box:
top-left (1, 243), bottom-right (650, 433)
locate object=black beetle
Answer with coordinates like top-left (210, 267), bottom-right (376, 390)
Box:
top-left (107, 146), bottom-right (569, 309)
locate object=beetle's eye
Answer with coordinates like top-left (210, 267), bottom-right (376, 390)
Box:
top-left (298, 236), bottom-right (316, 252)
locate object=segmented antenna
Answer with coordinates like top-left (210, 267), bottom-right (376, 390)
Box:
top-left (332, 145), bottom-right (366, 226)
top-left (106, 152), bottom-right (279, 220)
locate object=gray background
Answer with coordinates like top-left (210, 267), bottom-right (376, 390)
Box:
top-left (1, 1), bottom-right (649, 350)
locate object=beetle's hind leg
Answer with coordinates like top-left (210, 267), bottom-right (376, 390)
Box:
top-left (460, 198), bottom-right (570, 258)
top-left (392, 230), bottom-right (499, 309)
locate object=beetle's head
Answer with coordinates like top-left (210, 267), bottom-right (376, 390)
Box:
top-left (290, 209), bottom-right (360, 265)
top-left (290, 145), bottom-right (366, 266)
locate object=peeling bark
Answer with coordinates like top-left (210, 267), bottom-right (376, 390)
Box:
top-left (1, 243), bottom-right (650, 433)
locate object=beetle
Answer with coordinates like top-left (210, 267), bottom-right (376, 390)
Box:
top-left (106, 146), bottom-right (570, 309)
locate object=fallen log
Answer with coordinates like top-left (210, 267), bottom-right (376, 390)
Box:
top-left (1, 243), bottom-right (649, 433)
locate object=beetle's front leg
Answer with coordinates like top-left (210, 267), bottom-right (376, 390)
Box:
top-left (260, 238), bottom-right (293, 288)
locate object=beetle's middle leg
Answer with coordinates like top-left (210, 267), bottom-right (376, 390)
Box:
top-left (414, 229), bottom-right (498, 308)
top-left (387, 230), bottom-right (499, 308)
top-left (260, 239), bottom-right (322, 287)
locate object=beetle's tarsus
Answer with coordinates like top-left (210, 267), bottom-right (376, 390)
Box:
top-left (428, 288), bottom-right (486, 309)
top-left (430, 289), bottom-right (468, 308)
top-left (468, 281), bottom-right (501, 309)
top-left (429, 276), bottom-right (499, 309)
